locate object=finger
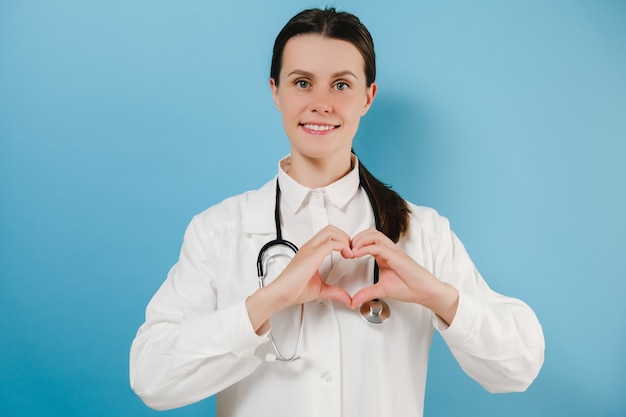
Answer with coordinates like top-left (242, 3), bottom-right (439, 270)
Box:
top-left (310, 225), bottom-right (352, 246)
top-left (350, 238), bottom-right (395, 261)
top-left (303, 228), bottom-right (354, 258)
top-left (315, 238), bottom-right (354, 259)
top-left (351, 226), bottom-right (388, 241)
top-left (340, 246), bottom-right (354, 259)
top-left (319, 284), bottom-right (352, 308)
top-left (293, 238), bottom-right (353, 269)
top-left (350, 284), bottom-right (388, 310)
top-left (351, 228), bottom-right (392, 254)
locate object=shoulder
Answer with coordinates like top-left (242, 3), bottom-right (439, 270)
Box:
top-left (189, 178), bottom-right (276, 232)
top-left (401, 201), bottom-right (454, 247)
top-left (399, 202), bottom-right (460, 270)
top-left (404, 201), bottom-right (453, 239)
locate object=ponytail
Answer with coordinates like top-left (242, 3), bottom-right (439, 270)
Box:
top-left (356, 153), bottom-right (411, 243)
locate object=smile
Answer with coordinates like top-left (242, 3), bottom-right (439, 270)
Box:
top-left (301, 123), bottom-right (338, 132)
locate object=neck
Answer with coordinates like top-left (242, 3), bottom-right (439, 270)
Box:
top-left (286, 152), bottom-right (353, 188)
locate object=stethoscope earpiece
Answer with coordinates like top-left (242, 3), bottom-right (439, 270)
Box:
top-left (360, 299), bottom-right (391, 324)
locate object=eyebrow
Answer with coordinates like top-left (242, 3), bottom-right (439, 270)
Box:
top-left (286, 69), bottom-right (359, 79)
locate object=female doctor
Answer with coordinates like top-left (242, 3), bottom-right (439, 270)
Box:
top-left (130, 7), bottom-right (544, 417)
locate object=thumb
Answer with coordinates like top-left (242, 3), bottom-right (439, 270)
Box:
top-left (320, 284), bottom-right (353, 308)
top-left (350, 284), bottom-right (385, 310)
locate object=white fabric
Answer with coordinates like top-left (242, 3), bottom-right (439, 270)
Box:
top-left (129, 157), bottom-right (544, 417)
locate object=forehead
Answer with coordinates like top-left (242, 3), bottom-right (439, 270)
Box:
top-left (281, 34), bottom-right (365, 77)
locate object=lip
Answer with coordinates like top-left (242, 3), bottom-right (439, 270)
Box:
top-left (299, 122), bottom-right (340, 134)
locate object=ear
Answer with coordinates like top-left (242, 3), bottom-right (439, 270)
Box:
top-left (269, 78), bottom-right (281, 111)
top-left (361, 82), bottom-right (377, 116)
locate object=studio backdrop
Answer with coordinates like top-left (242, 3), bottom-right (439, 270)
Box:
top-left (1, 1), bottom-right (625, 416)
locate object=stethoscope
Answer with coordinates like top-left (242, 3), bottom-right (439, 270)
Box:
top-left (256, 176), bottom-right (391, 361)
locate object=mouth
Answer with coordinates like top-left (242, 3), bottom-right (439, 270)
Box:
top-left (300, 123), bottom-right (340, 134)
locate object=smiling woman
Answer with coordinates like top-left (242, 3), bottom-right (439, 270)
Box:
top-left (129, 7), bottom-right (544, 417)
top-left (269, 34), bottom-right (376, 185)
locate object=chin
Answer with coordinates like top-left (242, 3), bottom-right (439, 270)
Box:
top-left (296, 146), bottom-right (351, 161)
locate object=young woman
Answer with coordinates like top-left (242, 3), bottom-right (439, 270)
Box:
top-left (130, 8), bottom-right (544, 417)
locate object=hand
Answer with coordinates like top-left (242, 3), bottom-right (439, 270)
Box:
top-left (268, 225), bottom-right (354, 308)
top-left (247, 225), bottom-right (354, 333)
top-left (349, 228), bottom-right (459, 325)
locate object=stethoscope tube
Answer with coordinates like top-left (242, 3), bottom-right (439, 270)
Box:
top-left (357, 175), bottom-right (391, 324)
top-left (256, 183), bottom-right (303, 361)
top-left (256, 175), bottom-right (391, 361)
top-left (257, 181), bottom-right (299, 278)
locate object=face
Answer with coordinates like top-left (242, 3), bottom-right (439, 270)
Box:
top-left (270, 34), bottom-right (377, 163)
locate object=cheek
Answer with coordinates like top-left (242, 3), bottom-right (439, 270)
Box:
top-left (279, 93), bottom-right (305, 116)
top-left (338, 97), bottom-right (367, 120)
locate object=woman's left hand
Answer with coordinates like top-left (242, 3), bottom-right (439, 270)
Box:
top-left (349, 228), bottom-right (459, 325)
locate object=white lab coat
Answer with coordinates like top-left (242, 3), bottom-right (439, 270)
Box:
top-left (130, 176), bottom-right (545, 417)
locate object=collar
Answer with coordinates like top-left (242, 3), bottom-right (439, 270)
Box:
top-left (277, 155), bottom-right (361, 214)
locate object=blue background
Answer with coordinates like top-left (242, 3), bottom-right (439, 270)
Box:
top-left (1, 1), bottom-right (625, 416)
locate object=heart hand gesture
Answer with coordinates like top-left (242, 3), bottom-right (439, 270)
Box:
top-left (349, 228), bottom-right (459, 325)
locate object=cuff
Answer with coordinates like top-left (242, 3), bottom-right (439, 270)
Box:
top-left (433, 291), bottom-right (479, 346)
top-left (220, 300), bottom-right (269, 357)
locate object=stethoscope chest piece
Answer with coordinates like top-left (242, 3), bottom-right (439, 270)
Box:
top-left (360, 299), bottom-right (391, 324)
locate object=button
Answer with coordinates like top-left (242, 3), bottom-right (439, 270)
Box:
top-left (318, 300), bottom-right (328, 307)
top-left (321, 372), bottom-right (333, 382)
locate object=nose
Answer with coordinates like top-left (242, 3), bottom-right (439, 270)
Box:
top-left (310, 88), bottom-right (333, 113)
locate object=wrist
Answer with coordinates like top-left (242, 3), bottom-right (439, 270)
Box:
top-left (423, 282), bottom-right (459, 326)
top-left (246, 285), bottom-right (289, 334)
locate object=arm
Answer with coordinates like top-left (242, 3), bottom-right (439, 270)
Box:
top-left (350, 210), bottom-right (544, 392)
top-left (246, 225), bottom-right (354, 334)
top-left (130, 219), bottom-right (354, 410)
top-left (129, 216), bottom-right (267, 410)
top-left (431, 224), bottom-right (545, 393)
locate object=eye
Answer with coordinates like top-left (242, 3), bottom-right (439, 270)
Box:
top-left (295, 79), bottom-right (310, 89)
top-left (335, 81), bottom-right (350, 91)
top-left (334, 81), bottom-right (350, 91)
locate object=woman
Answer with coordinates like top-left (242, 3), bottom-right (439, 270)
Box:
top-left (130, 8), bottom-right (544, 417)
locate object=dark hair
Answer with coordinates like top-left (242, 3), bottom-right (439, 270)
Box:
top-left (271, 8), bottom-right (410, 242)
top-left (270, 7), bottom-right (375, 87)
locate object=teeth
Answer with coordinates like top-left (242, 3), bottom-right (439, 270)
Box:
top-left (303, 124), bottom-right (335, 131)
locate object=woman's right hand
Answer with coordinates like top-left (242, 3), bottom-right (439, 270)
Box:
top-left (246, 225), bottom-right (354, 334)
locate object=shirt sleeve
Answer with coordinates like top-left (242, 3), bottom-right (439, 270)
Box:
top-left (129, 214), bottom-right (268, 410)
top-left (430, 214), bottom-right (545, 393)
